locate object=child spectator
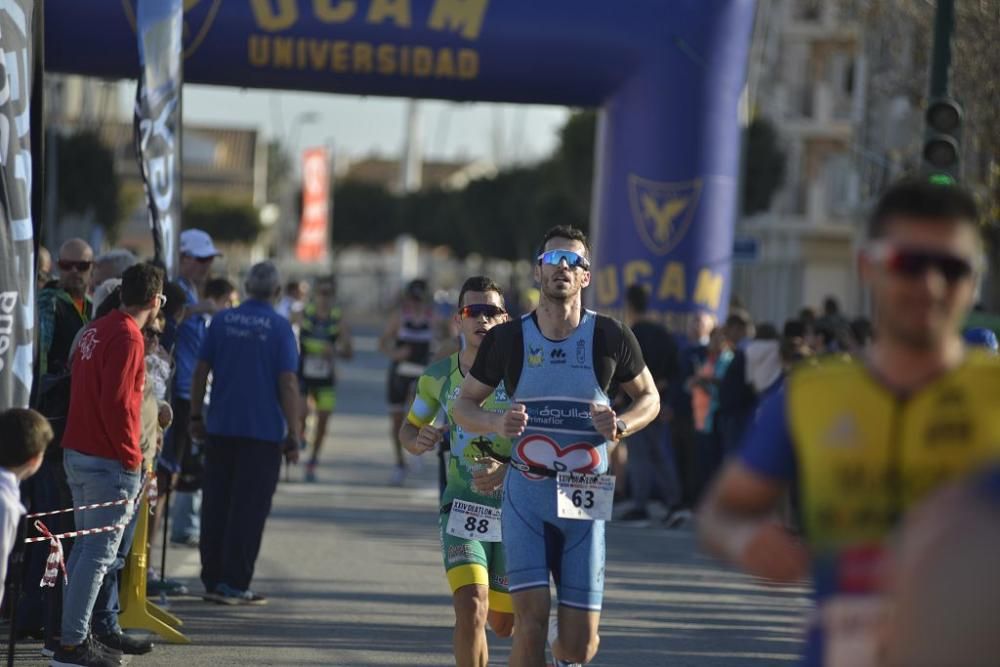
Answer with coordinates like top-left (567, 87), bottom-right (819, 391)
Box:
top-left (0, 409), bottom-right (53, 606)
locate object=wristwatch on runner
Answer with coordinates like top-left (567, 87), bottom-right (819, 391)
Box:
top-left (615, 418), bottom-right (628, 438)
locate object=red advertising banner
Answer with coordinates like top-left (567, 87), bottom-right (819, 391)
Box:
top-left (296, 147), bottom-right (329, 262)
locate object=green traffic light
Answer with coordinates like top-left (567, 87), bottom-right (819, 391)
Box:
top-left (928, 174), bottom-right (956, 186)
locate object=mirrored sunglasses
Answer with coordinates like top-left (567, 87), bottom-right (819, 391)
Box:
top-left (537, 250), bottom-right (590, 270)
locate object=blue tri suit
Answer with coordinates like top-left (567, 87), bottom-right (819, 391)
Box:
top-left (470, 310), bottom-right (645, 612)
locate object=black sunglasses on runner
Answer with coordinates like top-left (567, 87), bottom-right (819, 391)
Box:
top-left (460, 304), bottom-right (506, 320)
top-left (57, 260), bottom-right (93, 272)
top-left (537, 250), bottom-right (590, 271)
top-left (879, 246), bottom-right (976, 283)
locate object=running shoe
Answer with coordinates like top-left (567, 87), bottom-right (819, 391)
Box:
top-left (95, 631), bottom-right (153, 655)
top-left (305, 461), bottom-right (318, 483)
top-left (209, 583), bottom-right (268, 606)
top-left (663, 508), bottom-right (692, 529)
top-left (49, 636), bottom-right (121, 667)
top-left (547, 616), bottom-right (582, 667)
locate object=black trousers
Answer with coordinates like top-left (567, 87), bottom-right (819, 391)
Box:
top-left (199, 437), bottom-right (282, 593)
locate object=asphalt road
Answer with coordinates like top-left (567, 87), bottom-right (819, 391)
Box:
top-left (9, 335), bottom-right (812, 666)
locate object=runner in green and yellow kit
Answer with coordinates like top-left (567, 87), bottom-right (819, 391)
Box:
top-left (299, 276), bottom-right (353, 482)
top-left (399, 276), bottom-right (514, 667)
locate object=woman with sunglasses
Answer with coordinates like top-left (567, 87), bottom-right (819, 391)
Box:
top-left (400, 276), bottom-right (514, 667)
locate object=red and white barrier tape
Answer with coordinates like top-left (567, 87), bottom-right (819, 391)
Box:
top-left (25, 516), bottom-right (131, 544)
top-left (33, 521), bottom-right (68, 588)
top-left (24, 479), bottom-right (149, 590)
top-left (25, 497), bottom-right (130, 519)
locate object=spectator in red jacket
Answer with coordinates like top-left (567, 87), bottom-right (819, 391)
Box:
top-left (54, 262), bottom-right (164, 667)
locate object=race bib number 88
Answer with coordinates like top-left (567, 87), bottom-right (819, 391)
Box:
top-left (446, 499), bottom-right (502, 542)
top-left (556, 473), bottom-right (615, 521)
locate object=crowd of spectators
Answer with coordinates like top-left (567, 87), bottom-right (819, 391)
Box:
top-left (612, 286), bottom-right (994, 524)
top-left (5, 229), bottom-right (299, 666)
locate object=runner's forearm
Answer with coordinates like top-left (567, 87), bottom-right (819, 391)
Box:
top-left (453, 397), bottom-right (500, 435)
top-left (398, 421), bottom-right (421, 454)
top-left (697, 489), bottom-right (767, 564)
top-left (616, 390), bottom-right (659, 437)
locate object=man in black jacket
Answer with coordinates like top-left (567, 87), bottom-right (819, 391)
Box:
top-left (715, 310), bottom-right (757, 455)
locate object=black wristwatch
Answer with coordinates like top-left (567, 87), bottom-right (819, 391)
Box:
top-left (615, 418), bottom-right (628, 437)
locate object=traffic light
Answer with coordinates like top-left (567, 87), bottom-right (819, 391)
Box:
top-left (922, 96), bottom-right (963, 182)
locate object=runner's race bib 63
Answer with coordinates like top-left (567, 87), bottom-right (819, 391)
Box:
top-left (556, 472), bottom-right (615, 521)
top-left (446, 499), bottom-right (502, 542)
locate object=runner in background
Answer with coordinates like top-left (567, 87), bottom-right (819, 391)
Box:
top-left (379, 279), bottom-right (435, 486)
top-left (299, 276), bottom-right (353, 482)
top-left (400, 276), bottom-right (514, 667)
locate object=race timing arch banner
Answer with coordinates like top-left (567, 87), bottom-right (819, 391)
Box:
top-left (46, 0), bottom-right (756, 325)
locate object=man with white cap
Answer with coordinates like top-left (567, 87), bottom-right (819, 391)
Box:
top-left (189, 262), bottom-right (301, 605)
top-left (152, 229), bottom-right (221, 592)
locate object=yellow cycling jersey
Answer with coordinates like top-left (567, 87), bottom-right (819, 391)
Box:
top-left (785, 351), bottom-right (1000, 552)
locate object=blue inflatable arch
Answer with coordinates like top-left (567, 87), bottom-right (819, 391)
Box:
top-left (47, 0), bottom-right (756, 324)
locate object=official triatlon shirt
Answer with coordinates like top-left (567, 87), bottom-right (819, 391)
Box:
top-left (198, 299), bottom-right (299, 443)
top-left (407, 353), bottom-right (511, 508)
top-left (470, 312), bottom-right (644, 395)
top-left (741, 352), bottom-right (1000, 666)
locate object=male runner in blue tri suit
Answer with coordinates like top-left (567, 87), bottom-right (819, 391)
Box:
top-left (454, 226), bottom-right (659, 667)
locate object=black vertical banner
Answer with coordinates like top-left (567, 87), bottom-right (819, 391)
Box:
top-left (134, 0), bottom-right (182, 277)
top-left (0, 0), bottom-right (35, 411)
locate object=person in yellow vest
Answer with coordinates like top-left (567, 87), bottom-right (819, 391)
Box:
top-left (698, 179), bottom-right (1000, 667)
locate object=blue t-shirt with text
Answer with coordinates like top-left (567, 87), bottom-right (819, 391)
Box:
top-left (198, 299), bottom-right (298, 443)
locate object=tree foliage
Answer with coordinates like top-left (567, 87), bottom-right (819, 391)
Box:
top-left (183, 196), bottom-right (261, 243)
top-left (332, 110), bottom-right (598, 260)
top-left (743, 118), bottom-right (786, 215)
top-left (57, 130), bottom-right (121, 238)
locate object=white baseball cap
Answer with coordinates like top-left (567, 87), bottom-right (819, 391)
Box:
top-left (179, 229), bottom-right (221, 259)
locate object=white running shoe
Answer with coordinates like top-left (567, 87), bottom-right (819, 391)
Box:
top-left (664, 508), bottom-right (693, 529)
top-left (547, 615), bottom-right (582, 667)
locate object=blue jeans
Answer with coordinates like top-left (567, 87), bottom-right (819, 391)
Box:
top-left (62, 450), bottom-right (141, 646)
top-left (170, 490), bottom-right (201, 542)
top-left (626, 418), bottom-right (682, 511)
top-left (200, 437), bottom-right (281, 593)
top-left (90, 499), bottom-right (140, 637)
